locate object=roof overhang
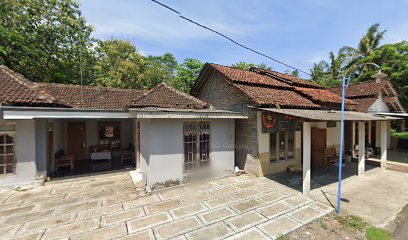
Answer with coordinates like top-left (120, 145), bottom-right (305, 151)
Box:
top-left (128, 108), bottom-right (247, 119)
top-left (0, 106), bottom-right (129, 120)
top-left (255, 107), bottom-right (401, 121)
top-left (375, 112), bottom-right (408, 119)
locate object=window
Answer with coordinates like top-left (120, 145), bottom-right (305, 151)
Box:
top-left (0, 123), bottom-right (16, 175)
top-left (270, 130), bottom-right (295, 162)
top-left (97, 121), bottom-right (121, 150)
top-left (183, 122), bottom-right (210, 171)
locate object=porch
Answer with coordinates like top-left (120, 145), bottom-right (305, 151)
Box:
top-left (256, 108), bottom-right (399, 195)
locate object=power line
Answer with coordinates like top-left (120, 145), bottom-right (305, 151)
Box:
top-left (150, 0), bottom-right (311, 76)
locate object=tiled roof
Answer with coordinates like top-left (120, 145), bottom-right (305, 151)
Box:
top-left (294, 87), bottom-right (356, 105)
top-left (36, 82), bottom-right (146, 110)
top-left (209, 64), bottom-right (291, 88)
top-left (234, 83), bottom-right (320, 109)
top-left (250, 67), bottom-right (324, 89)
top-left (328, 80), bottom-right (388, 98)
top-left (0, 65), bottom-right (57, 106)
top-left (129, 83), bottom-right (208, 109)
top-left (347, 98), bottom-right (377, 112)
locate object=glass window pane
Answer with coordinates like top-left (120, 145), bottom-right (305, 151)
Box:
top-left (6, 155), bottom-right (14, 164)
top-left (0, 136), bottom-right (3, 144)
top-left (6, 146), bottom-right (13, 154)
top-left (0, 166), bottom-right (3, 174)
top-left (6, 165), bottom-right (13, 173)
top-left (0, 155), bottom-right (4, 165)
top-left (270, 133), bottom-right (277, 162)
top-left (5, 135), bottom-right (14, 144)
top-left (287, 131), bottom-right (295, 160)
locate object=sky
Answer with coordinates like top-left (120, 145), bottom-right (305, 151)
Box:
top-left (79, 0), bottom-right (408, 77)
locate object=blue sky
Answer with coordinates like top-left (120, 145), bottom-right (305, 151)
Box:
top-left (79, 0), bottom-right (408, 77)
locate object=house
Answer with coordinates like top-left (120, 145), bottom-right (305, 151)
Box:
top-left (329, 80), bottom-right (406, 150)
top-left (0, 65), bottom-right (245, 188)
top-left (191, 63), bottom-right (398, 194)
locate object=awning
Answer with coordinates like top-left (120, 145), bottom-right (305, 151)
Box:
top-left (256, 108), bottom-right (401, 121)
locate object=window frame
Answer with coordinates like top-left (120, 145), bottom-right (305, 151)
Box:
top-left (0, 122), bottom-right (17, 175)
top-left (269, 130), bottom-right (295, 163)
top-left (183, 121), bottom-right (211, 172)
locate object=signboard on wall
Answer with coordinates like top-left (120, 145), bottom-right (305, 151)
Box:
top-left (262, 112), bottom-right (302, 133)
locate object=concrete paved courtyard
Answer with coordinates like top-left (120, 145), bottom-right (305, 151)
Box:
top-left (0, 172), bottom-right (332, 240)
top-left (311, 168), bottom-right (408, 227)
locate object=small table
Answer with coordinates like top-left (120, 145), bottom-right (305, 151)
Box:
top-left (90, 151), bottom-right (112, 166)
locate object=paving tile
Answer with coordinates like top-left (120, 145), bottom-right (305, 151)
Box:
top-left (203, 195), bottom-right (238, 209)
top-left (283, 195), bottom-right (313, 208)
top-left (212, 177), bottom-right (239, 187)
top-left (257, 191), bottom-right (288, 204)
top-left (0, 200), bottom-right (24, 210)
top-left (157, 186), bottom-right (189, 200)
top-left (127, 212), bottom-right (173, 233)
top-left (88, 180), bottom-right (116, 188)
top-left (7, 230), bottom-right (45, 240)
top-left (42, 219), bottom-right (100, 240)
top-left (169, 202), bottom-right (208, 219)
top-left (225, 210), bottom-right (267, 232)
top-left (198, 206), bottom-right (235, 225)
top-left (186, 222), bottom-right (234, 240)
top-left (187, 182), bottom-right (217, 192)
top-left (102, 193), bottom-right (139, 206)
top-left (0, 205), bottom-right (35, 217)
top-left (257, 201), bottom-right (294, 219)
top-left (230, 198), bottom-right (264, 213)
top-left (224, 227), bottom-right (270, 240)
top-left (144, 198), bottom-right (184, 214)
top-left (76, 203), bottom-right (122, 221)
top-left (232, 189), bottom-right (261, 200)
top-left (153, 216), bottom-right (203, 240)
top-left (236, 181), bottom-right (257, 190)
top-left (310, 201), bottom-right (334, 213)
top-left (210, 186), bottom-right (239, 197)
top-left (102, 207), bottom-right (145, 226)
top-left (3, 209), bottom-right (55, 225)
top-left (258, 215), bottom-right (302, 239)
top-left (122, 194), bottom-right (161, 210)
top-left (70, 223), bottom-right (127, 240)
top-left (34, 197), bottom-right (82, 209)
top-left (0, 224), bottom-right (23, 238)
top-left (289, 205), bottom-right (326, 224)
top-left (56, 200), bottom-right (100, 214)
top-left (21, 214), bottom-right (74, 232)
top-left (181, 191), bottom-right (214, 204)
top-left (116, 229), bottom-right (155, 240)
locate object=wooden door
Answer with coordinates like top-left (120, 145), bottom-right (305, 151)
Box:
top-left (67, 122), bottom-right (86, 159)
top-left (311, 127), bottom-right (327, 170)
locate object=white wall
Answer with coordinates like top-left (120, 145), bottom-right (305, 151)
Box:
top-left (139, 118), bottom-right (235, 189)
top-left (0, 120), bottom-right (37, 186)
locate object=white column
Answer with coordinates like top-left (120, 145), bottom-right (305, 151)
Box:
top-left (358, 122), bottom-right (365, 176)
top-left (380, 121), bottom-right (388, 169)
top-left (303, 122), bottom-right (311, 195)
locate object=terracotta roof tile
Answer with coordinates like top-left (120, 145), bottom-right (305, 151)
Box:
top-left (328, 80), bottom-right (388, 98)
top-left (36, 82), bottom-right (146, 110)
top-left (234, 83), bottom-right (320, 109)
top-left (129, 83), bottom-right (208, 109)
top-left (209, 63), bottom-right (291, 88)
top-left (294, 87), bottom-right (356, 105)
top-left (250, 67), bottom-right (324, 89)
top-left (347, 98), bottom-right (377, 112)
top-left (0, 65), bottom-right (57, 106)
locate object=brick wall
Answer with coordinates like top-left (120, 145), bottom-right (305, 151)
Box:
top-left (193, 70), bottom-right (259, 175)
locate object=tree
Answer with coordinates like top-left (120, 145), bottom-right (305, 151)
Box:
top-left (231, 62), bottom-right (272, 71)
top-left (143, 53), bottom-right (178, 89)
top-left (0, 0), bottom-right (95, 84)
top-left (93, 39), bottom-right (145, 89)
top-left (341, 23), bottom-right (386, 77)
top-left (174, 58), bottom-right (204, 93)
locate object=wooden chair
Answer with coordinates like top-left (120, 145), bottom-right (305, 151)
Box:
top-left (120, 151), bottom-right (134, 165)
top-left (55, 155), bottom-right (75, 173)
top-left (326, 147), bottom-right (338, 167)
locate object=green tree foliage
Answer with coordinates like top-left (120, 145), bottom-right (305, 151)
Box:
top-left (93, 39), bottom-right (145, 89)
top-left (341, 23), bottom-right (386, 77)
top-left (174, 58), bottom-right (204, 93)
top-left (231, 62), bottom-right (272, 71)
top-left (0, 0), bottom-right (95, 84)
top-left (143, 53), bottom-right (178, 89)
